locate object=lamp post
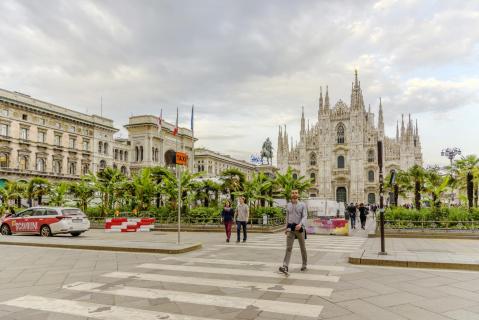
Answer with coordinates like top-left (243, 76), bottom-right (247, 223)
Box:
top-left (441, 147), bottom-right (461, 206)
top-left (378, 140), bottom-right (386, 255)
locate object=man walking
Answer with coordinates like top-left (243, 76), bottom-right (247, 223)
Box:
top-left (347, 203), bottom-right (357, 229)
top-left (279, 189), bottom-right (307, 275)
top-left (235, 196), bottom-right (249, 243)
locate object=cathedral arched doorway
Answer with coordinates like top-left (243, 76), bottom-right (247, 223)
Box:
top-left (336, 187), bottom-right (347, 203)
top-left (368, 193), bottom-right (376, 204)
top-left (164, 150), bottom-right (176, 166)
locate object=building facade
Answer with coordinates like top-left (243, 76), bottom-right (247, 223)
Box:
top-left (0, 89), bottom-right (193, 186)
top-left (276, 71), bottom-right (423, 204)
top-left (194, 148), bottom-right (256, 180)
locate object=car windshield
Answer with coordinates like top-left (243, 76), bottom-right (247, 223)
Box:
top-left (61, 209), bottom-right (85, 217)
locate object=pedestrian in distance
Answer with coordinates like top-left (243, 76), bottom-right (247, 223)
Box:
top-left (372, 204), bottom-right (378, 219)
top-left (358, 203), bottom-right (368, 229)
top-left (279, 189), bottom-right (307, 275)
top-left (234, 196), bottom-right (249, 243)
top-left (221, 200), bottom-right (234, 243)
top-left (347, 203), bottom-right (356, 229)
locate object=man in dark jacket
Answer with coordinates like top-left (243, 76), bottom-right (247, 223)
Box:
top-left (347, 203), bottom-right (357, 229)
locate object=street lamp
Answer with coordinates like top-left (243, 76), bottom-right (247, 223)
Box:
top-left (441, 147), bottom-right (461, 166)
top-left (441, 147), bottom-right (461, 207)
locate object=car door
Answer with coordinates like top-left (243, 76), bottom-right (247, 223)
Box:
top-left (30, 208), bottom-right (46, 233)
top-left (11, 209), bottom-right (33, 233)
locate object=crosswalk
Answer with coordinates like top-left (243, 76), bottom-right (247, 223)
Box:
top-left (0, 235), bottom-right (365, 319)
top-left (215, 234), bottom-right (367, 253)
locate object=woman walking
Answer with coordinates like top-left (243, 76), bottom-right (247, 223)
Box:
top-left (358, 203), bottom-right (368, 230)
top-left (221, 200), bottom-right (234, 242)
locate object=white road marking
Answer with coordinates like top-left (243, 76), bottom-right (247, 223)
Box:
top-left (1, 295), bottom-right (211, 320)
top-left (215, 244), bottom-right (354, 252)
top-left (103, 271), bottom-right (333, 297)
top-left (137, 263), bottom-right (339, 282)
top-left (162, 256), bottom-right (346, 271)
top-left (244, 241), bottom-right (363, 247)
top-left (64, 282), bottom-right (324, 318)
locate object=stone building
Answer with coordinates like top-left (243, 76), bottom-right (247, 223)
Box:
top-left (276, 71), bottom-right (423, 204)
top-left (0, 88), bottom-right (193, 186)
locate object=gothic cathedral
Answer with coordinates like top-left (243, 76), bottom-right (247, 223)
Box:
top-left (276, 71), bottom-right (423, 204)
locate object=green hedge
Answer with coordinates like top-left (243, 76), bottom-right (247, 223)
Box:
top-left (385, 207), bottom-right (479, 221)
top-left (252, 207), bottom-right (284, 219)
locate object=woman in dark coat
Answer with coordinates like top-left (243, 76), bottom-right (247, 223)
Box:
top-left (221, 200), bottom-right (234, 242)
top-left (358, 203), bottom-right (368, 229)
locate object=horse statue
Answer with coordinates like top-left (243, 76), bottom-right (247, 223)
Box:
top-left (260, 138), bottom-right (273, 165)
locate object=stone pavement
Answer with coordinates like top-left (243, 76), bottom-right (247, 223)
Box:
top-left (0, 229), bottom-right (203, 254)
top-left (2, 230), bottom-right (479, 319)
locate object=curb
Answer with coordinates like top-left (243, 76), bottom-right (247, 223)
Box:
top-left (0, 240), bottom-right (202, 255)
top-left (348, 249), bottom-right (479, 271)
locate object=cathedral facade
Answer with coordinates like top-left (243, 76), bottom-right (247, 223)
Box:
top-left (276, 71), bottom-right (423, 204)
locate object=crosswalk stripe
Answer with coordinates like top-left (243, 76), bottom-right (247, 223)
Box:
top-left (64, 282), bottom-right (324, 318)
top-left (162, 257), bottom-right (346, 271)
top-left (214, 245), bottom-right (354, 252)
top-left (103, 271), bottom-right (333, 297)
top-left (137, 263), bottom-right (340, 282)
top-left (254, 237), bottom-right (366, 243)
top-left (1, 295), bottom-right (211, 320)
top-left (243, 241), bottom-right (363, 247)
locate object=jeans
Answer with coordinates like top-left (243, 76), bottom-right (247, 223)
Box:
top-left (283, 229), bottom-right (307, 268)
top-left (224, 221), bottom-right (232, 240)
top-left (350, 215), bottom-right (356, 229)
top-left (236, 221), bottom-right (247, 241)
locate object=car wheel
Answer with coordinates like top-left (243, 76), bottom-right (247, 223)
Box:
top-left (70, 232), bottom-right (82, 237)
top-left (40, 225), bottom-right (52, 237)
top-left (0, 224), bottom-right (11, 235)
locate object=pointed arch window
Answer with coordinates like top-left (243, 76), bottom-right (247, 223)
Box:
top-left (368, 170), bottom-right (374, 182)
top-left (337, 123), bottom-right (345, 144)
top-left (367, 149), bottom-right (375, 163)
top-left (310, 152), bottom-right (317, 166)
top-left (310, 172), bottom-right (316, 183)
top-left (337, 156), bottom-right (345, 169)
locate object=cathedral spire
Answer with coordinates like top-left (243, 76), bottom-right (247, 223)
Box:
top-left (300, 106), bottom-right (306, 136)
top-left (378, 98), bottom-right (384, 138)
top-left (354, 69), bottom-right (359, 88)
top-left (396, 120), bottom-right (399, 142)
top-left (351, 70), bottom-right (364, 110)
top-left (283, 125), bottom-right (288, 152)
top-left (324, 86), bottom-right (330, 109)
top-left (277, 125), bottom-right (283, 153)
top-left (318, 87), bottom-right (323, 116)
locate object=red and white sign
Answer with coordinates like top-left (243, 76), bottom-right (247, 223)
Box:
top-left (104, 218), bottom-right (156, 233)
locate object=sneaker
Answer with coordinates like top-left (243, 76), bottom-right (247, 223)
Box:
top-left (278, 265), bottom-right (288, 274)
top-left (300, 266), bottom-right (307, 272)
top-left (236, 240), bottom-right (240, 243)
top-left (226, 239), bottom-right (230, 243)
top-left (242, 239), bottom-right (246, 242)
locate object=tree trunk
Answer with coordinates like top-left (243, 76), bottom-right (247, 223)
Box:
top-left (474, 182), bottom-right (478, 208)
top-left (205, 197), bottom-right (209, 208)
top-left (38, 195), bottom-right (42, 205)
top-left (394, 185), bottom-right (399, 206)
top-left (156, 194), bottom-right (160, 208)
top-left (467, 171), bottom-right (473, 209)
top-left (414, 180), bottom-right (421, 210)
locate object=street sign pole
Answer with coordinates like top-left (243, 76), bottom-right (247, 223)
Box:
top-left (378, 140), bottom-right (387, 255)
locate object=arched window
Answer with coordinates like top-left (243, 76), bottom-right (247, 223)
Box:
top-left (336, 187), bottom-right (347, 203)
top-left (135, 147), bottom-right (139, 162)
top-left (140, 146), bottom-right (144, 161)
top-left (124, 151), bottom-right (128, 161)
top-left (337, 123), bottom-right (345, 144)
top-left (155, 148), bottom-right (159, 162)
top-left (310, 172), bottom-right (316, 183)
top-left (98, 142), bottom-right (102, 153)
top-left (82, 164), bottom-right (89, 175)
top-left (292, 173), bottom-right (298, 180)
top-left (310, 153), bottom-right (316, 166)
top-left (368, 170), bottom-right (374, 182)
top-left (36, 158), bottom-right (45, 172)
top-left (121, 166), bottom-right (127, 175)
top-left (0, 152), bottom-right (8, 168)
top-left (152, 147), bottom-right (155, 161)
top-left (99, 160), bottom-right (106, 171)
top-left (119, 150), bottom-right (123, 161)
top-left (367, 149), bottom-right (375, 163)
top-left (19, 156), bottom-right (28, 170)
top-left (368, 193), bottom-right (376, 204)
top-left (114, 149), bottom-right (118, 160)
top-left (68, 162), bottom-right (76, 175)
top-left (113, 163), bottom-right (117, 169)
top-left (53, 160), bottom-right (62, 174)
top-left (337, 155), bottom-right (345, 168)
top-left (103, 143), bottom-right (108, 155)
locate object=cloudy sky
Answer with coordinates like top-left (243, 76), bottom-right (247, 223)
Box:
top-left (0, 0), bottom-right (478, 166)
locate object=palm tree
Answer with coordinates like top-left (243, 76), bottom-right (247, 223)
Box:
top-left (423, 166), bottom-right (450, 208)
top-left (196, 179), bottom-right (221, 207)
top-left (49, 182), bottom-right (70, 206)
top-left (26, 178), bottom-right (50, 206)
top-left (406, 165), bottom-right (426, 210)
top-left (132, 168), bottom-right (156, 211)
top-left (455, 155), bottom-right (479, 208)
top-left (0, 181), bottom-right (24, 213)
top-left (69, 178), bottom-right (95, 212)
top-left (235, 172), bottom-right (273, 210)
top-left (274, 167), bottom-right (313, 202)
top-left (220, 168), bottom-right (246, 203)
top-left (87, 168), bottom-right (125, 215)
top-left (384, 170), bottom-right (410, 206)
top-left (151, 166), bottom-right (176, 208)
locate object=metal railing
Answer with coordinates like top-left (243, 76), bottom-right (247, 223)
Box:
top-left (378, 219), bottom-right (479, 232)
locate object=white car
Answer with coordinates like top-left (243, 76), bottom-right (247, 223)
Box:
top-left (1, 207), bottom-right (90, 237)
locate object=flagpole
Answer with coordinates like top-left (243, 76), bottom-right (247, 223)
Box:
top-left (175, 107), bottom-right (181, 245)
top-left (191, 105), bottom-right (195, 174)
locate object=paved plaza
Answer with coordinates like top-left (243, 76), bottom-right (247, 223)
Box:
top-left (1, 228), bottom-right (479, 319)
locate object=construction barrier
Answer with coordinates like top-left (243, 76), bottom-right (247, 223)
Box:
top-left (104, 217), bottom-right (156, 233)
